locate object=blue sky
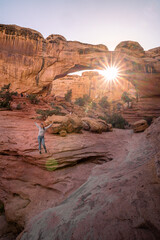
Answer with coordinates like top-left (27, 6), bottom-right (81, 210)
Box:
top-left (1, 0), bottom-right (160, 50)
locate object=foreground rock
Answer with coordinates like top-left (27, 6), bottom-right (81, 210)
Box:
top-left (133, 119), bottom-right (148, 133)
top-left (19, 117), bottom-right (160, 240)
top-left (0, 111), bottom-right (113, 236)
top-left (82, 117), bottom-right (112, 133)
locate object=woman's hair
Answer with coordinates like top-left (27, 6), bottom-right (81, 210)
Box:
top-left (40, 123), bottom-right (45, 130)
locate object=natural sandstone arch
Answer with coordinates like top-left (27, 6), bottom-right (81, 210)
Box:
top-left (0, 24), bottom-right (160, 98)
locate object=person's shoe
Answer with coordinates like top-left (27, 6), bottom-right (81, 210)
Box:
top-left (39, 151), bottom-right (41, 154)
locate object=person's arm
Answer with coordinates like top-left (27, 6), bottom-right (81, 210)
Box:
top-left (45, 122), bottom-right (53, 130)
top-left (35, 122), bottom-right (40, 129)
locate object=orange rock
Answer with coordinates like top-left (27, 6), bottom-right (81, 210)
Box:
top-left (133, 119), bottom-right (148, 133)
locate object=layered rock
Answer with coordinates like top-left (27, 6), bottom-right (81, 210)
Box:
top-left (19, 118), bottom-right (160, 240)
top-left (0, 24), bottom-right (160, 100)
top-left (51, 71), bottom-right (135, 102)
top-left (0, 24), bottom-right (108, 93)
top-left (133, 119), bottom-right (148, 133)
top-left (0, 111), bottom-right (113, 234)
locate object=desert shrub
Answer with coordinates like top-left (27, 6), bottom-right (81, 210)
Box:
top-left (83, 94), bottom-right (91, 103)
top-left (36, 109), bottom-right (65, 120)
top-left (16, 103), bottom-right (22, 110)
top-left (50, 102), bottom-right (55, 108)
top-left (91, 101), bottom-right (97, 109)
top-left (65, 89), bottom-right (72, 102)
top-left (75, 97), bottom-right (85, 106)
top-left (106, 113), bottom-right (128, 129)
top-left (99, 96), bottom-right (110, 108)
top-left (121, 91), bottom-right (132, 106)
top-left (28, 94), bottom-right (39, 104)
top-left (1, 83), bottom-right (11, 91)
top-left (0, 83), bottom-right (16, 109)
top-left (75, 94), bottom-right (91, 106)
top-left (144, 116), bottom-right (154, 126)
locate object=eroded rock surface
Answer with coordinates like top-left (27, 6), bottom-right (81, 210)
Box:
top-left (0, 24), bottom-right (160, 99)
top-left (0, 110), bottom-right (113, 233)
top-left (19, 117), bottom-right (160, 240)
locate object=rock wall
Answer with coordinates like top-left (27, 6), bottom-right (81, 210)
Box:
top-left (0, 24), bottom-right (160, 98)
top-left (0, 24), bottom-right (108, 93)
top-left (51, 71), bottom-right (135, 102)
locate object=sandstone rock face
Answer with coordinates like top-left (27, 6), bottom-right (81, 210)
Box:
top-left (51, 71), bottom-right (135, 102)
top-left (133, 119), bottom-right (148, 133)
top-left (0, 24), bottom-right (108, 94)
top-left (115, 40), bottom-right (145, 57)
top-left (19, 117), bottom-right (160, 240)
top-left (0, 24), bottom-right (160, 101)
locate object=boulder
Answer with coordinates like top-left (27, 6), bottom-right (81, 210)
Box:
top-left (45, 114), bottom-right (82, 134)
top-left (82, 117), bottom-right (109, 133)
top-left (133, 119), bottom-right (148, 133)
top-left (59, 130), bottom-right (67, 137)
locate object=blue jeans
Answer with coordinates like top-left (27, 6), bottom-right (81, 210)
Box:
top-left (38, 136), bottom-right (46, 151)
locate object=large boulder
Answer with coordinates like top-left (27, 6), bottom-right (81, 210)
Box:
top-left (45, 114), bottom-right (82, 134)
top-left (82, 117), bottom-right (111, 133)
top-left (133, 119), bottom-right (148, 133)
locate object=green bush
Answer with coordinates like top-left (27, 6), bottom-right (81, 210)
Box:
top-left (99, 96), bottom-right (110, 108)
top-left (144, 116), bottom-right (154, 126)
top-left (36, 109), bottom-right (65, 120)
top-left (65, 89), bottom-right (72, 102)
top-left (75, 97), bottom-right (85, 106)
top-left (83, 94), bottom-right (91, 103)
top-left (16, 103), bottom-right (22, 110)
top-left (0, 83), bottom-right (16, 109)
top-left (91, 101), bottom-right (97, 109)
top-left (106, 113), bottom-right (128, 129)
top-left (28, 94), bottom-right (39, 104)
top-left (121, 92), bottom-right (132, 106)
top-left (75, 94), bottom-right (91, 106)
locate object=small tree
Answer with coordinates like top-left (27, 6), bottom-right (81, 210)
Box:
top-left (99, 96), bottom-right (110, 109)
top-left (91, 101), bottom-right (97, 109)
top-left (0, 83), bottom-right (17, 109)
top-left (83, 94), bottom-right (91, 103)
top-left (75, 97), bottom-right (85, 106)
top-left (106, 113), bottom-right (128, 129)
top-left (28, 94), bottom-right (39, 104)
top-left (65, 89), bottom-right (72, 102)
top-left (121, 91), bottom-right (132, 107)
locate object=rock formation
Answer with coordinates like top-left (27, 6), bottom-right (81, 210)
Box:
top-left (0, 24), bottom-right (108, 93)
top-left (51, 71), bottom-right (135, 102)
top-left (19, 117), bottom-right (160, 240)
top-left (0, 24), bottom-right (160, 99)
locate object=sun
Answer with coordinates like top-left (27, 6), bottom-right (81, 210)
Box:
top-left (101, 66), bottom-right (119, 82)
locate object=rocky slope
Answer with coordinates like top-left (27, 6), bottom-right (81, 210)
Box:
top-left (0, 109), bottom-right (113, 239)
top-left (19, 117), bottom-right (160, 240)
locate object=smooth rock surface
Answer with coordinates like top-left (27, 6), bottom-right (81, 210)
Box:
top-left (19, 117), bottom-right (160, 240)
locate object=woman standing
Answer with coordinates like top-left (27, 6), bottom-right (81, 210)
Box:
top-left (35, 122), bottom-right (53, 154)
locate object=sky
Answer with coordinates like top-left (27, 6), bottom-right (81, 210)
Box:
top-left (0, 0), bottom-right (160, 50)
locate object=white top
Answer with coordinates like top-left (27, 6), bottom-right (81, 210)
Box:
top-left (35, 122), bottom-right (53, 136)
